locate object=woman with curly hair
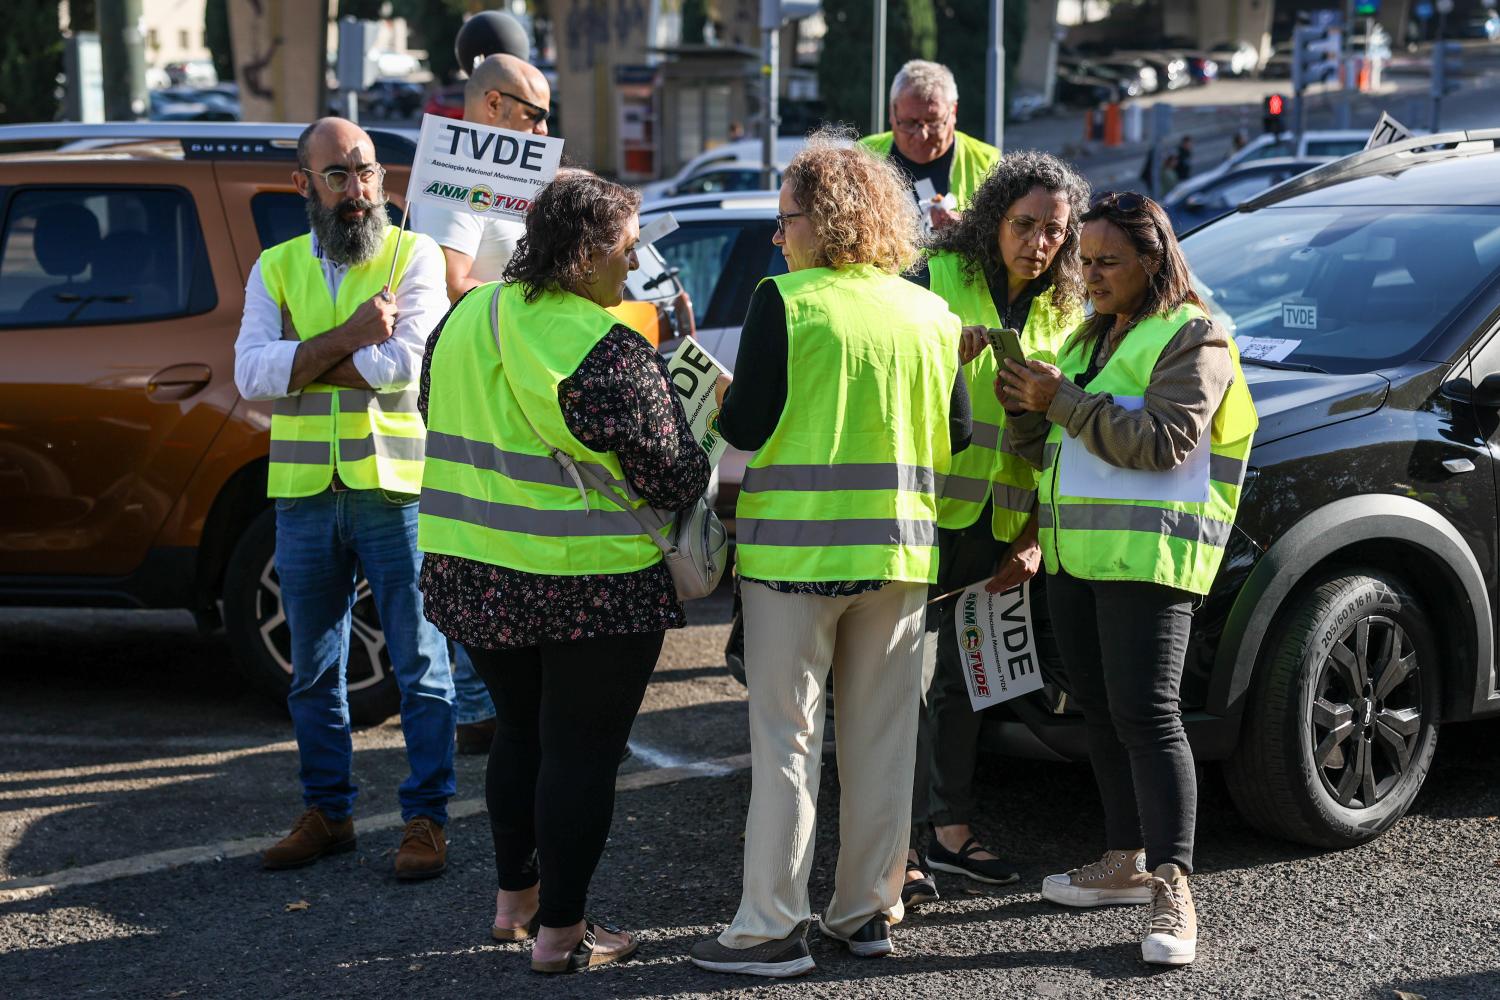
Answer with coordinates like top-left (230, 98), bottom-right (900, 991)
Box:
top-left (415, 172), bottom-right (710, 973)
top-left (903, 151), bottom-right (1088, 904)
top-left (690, 130), bottom-right (971, 977)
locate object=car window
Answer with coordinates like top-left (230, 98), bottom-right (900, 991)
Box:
top-left (623, 242), bottom-right (675, 303)
top-left (1210, 172), bottom-right (1287, 206)
top-left (0, 186), bottom-right (215, 328)
top-left (251, 192), bottom-right (404, 250)
top-left (1184, 205), bottom-right (1500, 374)
top-left (1240, 139), bottom-right (1292, 162)
top-left (1305, 139), bottom-right (1365, 158)
top-left (654, 224), bottom-right (740, 318)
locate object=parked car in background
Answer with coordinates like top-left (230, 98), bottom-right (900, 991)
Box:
top-left (1168, 130), bottom-right (1370, 204)
top-left (1164, 157), bottom-right (1326, 232)
top-left (1089, 58), bottom-right (1159, 95)
top-left (647, 162), bottom-right (777, 200)
top-left (0, 121), bottom-right (692, 729)
top-left (1210, 39), bottom-right (1261, 75)
top-left (422, 84), bottom-right (465, 120)
top-left (639, 137), bottom-right (809, 202)
top-left (1056, 69), bottom-right (1120, 107)
top-left (1120, 50), bottom-right (1192, 90)
top-left (149, 87), bottom-right (241, 122)
top-left (364, 80), bottom-right (424, 120)
top-left (1457, 10), bottom-right (1500, 41)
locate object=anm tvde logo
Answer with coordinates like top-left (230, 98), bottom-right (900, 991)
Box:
top-left (468, 185), bottom-right (495, 212)
top-left (962, 624), bottom-right (984, 652)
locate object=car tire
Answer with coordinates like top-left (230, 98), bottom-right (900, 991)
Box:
top-left (222, 507), bottom-right (402, 726)
top-left (1224, 570), bottom-right (1440, 848)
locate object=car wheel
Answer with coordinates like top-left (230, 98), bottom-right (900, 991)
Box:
top-left (222, 507), bottom-right (401, 726)
top-left (1224, 570), bottom-right (1439, 848)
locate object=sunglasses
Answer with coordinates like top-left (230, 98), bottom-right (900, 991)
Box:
top-left (1088, 190), bottom-right (1146, 213)
top-left (493, 89), bottom-right (550, 125)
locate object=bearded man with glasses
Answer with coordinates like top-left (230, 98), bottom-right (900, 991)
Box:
top-left (233, 117), bottom-right (457, 881)
top-left (858, 60), bottom-right (1001, 239)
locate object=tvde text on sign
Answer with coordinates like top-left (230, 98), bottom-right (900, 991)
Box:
top-left (408, 113), bottom-right (564, 220)
top-left (954, 580), bottom-right (1045, 711)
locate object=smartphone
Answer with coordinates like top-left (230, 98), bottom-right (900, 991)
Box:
top-left (985, 327), bottom-right (1027, 369)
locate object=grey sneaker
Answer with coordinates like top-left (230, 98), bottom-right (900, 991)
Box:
top-left (818, 914), bottom-right (892, 958)
top-left (689, 919), bottom-right (816, 978)
top-left (1141, 863), bottom-right (1197, 966)
top-left (1041, 849), bottom-right (1153, 907)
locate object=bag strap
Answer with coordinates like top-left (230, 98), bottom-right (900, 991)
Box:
top-left (488, 285), bottom-right (676, 555)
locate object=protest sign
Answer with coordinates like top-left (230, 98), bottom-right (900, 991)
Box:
top-left (1365, 111), bottom-right (1414, 150)
top-left (953, 580), bottom-right (1045, 710)
top-left (408, 113), bottom-right (564, 220)
top-left (668, 339), bottom-right (731, 467)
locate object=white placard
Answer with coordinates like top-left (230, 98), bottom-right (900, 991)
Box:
top-left (954, 580), bottom-right (1045, 710)
top-left (913, 178), bottom-right (957, 237)
top-left (1058, 396), bottom-right (1210, 503)
top-left (1365, 111), bottom-right (1414, 151)
top-left (1238, 337), bottom-right (1302, 362)
top-left (638, 213), bottom-right (680, 247)
top-left (408, 113), bottom-right (564, 220)
top-left (667, 339), bottom-right (733, 467)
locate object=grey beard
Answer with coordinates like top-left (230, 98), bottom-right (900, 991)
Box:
top-left (306, 191), bottom-right (388, 267)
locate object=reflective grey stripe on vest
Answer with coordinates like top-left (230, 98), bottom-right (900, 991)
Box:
top-left (339, 389), bottom-right (420, 413)
top-left (992, 483), bottom-right (1037, 515)
top-left (269, 439), bottom-right (331, 465)
top-left (420, 487), bottom-right (648, 538)
top-left (425, 431), bottom-right (635, 498)
top-left (737, 517), bottom-right (936, 548)
top-left (1210, 453), bottom-right (1249, 489)
top-left (273, 393), bottom-right (335, 417)
top-left (339, 435), bottom-right (425, 463)
top-left (1039, 503), bottom-right (1233, 547)
top-left (741, 463), bottom-right (936, 495)
top-left (970, 420), bottom-right (1000, 451)
top-left (940, 474), bottom-right (991, 504)
top-left (1043, 441), bottom-right (1060, 468)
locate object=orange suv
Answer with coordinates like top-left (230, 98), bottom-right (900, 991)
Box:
top-left (0, 122), bottom-right (691, 722)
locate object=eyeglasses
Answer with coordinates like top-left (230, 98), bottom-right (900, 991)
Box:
top-left (1005, 216), bottom-right (1069, 246)
top-left (301, 164), bottom-right (384, 193)
top-left (893, 109), bottom-right (953, 136)
top-left (1088, 190), bottom-right (1146, 213)
top-left (775, 211), bottom-right (806, 234)
top-left (493, 89), bottom-right (550, 125)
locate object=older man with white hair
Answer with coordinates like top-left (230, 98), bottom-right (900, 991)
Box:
top-left (858, 59), bottom-right (1000, 232)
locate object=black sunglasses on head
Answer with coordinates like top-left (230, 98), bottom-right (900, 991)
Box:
top-left (1088, 190), bottom-right (1146, 213)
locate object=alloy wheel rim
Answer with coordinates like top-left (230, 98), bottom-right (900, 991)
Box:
top-left (1310, 614), bottom-right (1422, 809)
top-left (253, 554), bottom-right (391, 693)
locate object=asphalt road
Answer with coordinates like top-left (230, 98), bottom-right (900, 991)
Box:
top-left (2, 597), bottom-right (1499, 999)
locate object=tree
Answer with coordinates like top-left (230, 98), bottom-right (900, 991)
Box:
top-left (1, 1), bottom-right (64, 123)
top-left (817, 0), bottom-right (938, 131)
top-left (204, 0), bottom-right (233, 85)
top-left (69, 0), bottom-right (98, 32)
top-left (339, 0), bottom-right (388, 18)
top-left (934, 0), bottom-right (1026, 136)
top-left (392, 0), bottom-right (468, 82)
top-left (682, 0), bottom-right (709, 44)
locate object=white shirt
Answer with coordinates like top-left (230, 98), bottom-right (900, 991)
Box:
top-left (411, 202), bottom-right (525, 284)
top-left (233, 231), bottom-right (449, 401)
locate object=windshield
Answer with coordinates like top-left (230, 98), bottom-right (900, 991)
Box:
top-left (623, 241), bottom-right (677, 303)
top-left (1182, 206), bottom-right (1500, 373)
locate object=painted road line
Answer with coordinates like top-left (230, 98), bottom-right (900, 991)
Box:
top-left (0, 751), bottom-right (753, 904)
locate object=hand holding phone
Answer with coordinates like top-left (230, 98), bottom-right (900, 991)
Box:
top-left (984, 327), bottom-right (1027, 369)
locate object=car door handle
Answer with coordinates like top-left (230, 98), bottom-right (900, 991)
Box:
top-left (1443, 457), bottom-right (1476, 474)
top-left (146, 363), bottom-right (213, 402)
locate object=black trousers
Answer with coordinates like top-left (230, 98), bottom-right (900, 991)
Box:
top-left (1046, 570), bottom-right (1198, 873)
top-left (464, 630), bottom-right (663, 928)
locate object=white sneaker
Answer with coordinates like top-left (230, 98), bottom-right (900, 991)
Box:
top-left (1141, 863), bottom-right (1197, 966)
top-left (1040, 849), bottom-right (1153, 907)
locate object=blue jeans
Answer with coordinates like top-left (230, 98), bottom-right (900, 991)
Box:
top-left (450, 642), bottom-right (496, 726)
top-left (275, 488), bottom-right (455, 824)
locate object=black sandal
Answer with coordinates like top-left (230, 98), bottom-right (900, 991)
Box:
top-left (530, 922), bottom-right (639, 974)
top-left (925, 836), bottom-right (1020, 886)
top-left (901, 859), bottom-right (940, 908)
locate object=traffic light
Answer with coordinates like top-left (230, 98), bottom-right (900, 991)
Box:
top-left (1292, 24), bottom-right (1342, 92)
top-left (1262, 93), bottom-right (1287, 135)
top-left (1432, 41), bottom-right (1462, 98)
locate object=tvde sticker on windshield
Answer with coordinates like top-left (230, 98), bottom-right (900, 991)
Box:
top-left (1238, 337), bottom-right (1301, 363)
top-left (1281, 299), bottom-right (1318, 331)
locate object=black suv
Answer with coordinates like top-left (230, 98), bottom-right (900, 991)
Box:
top-left (977, 128), bottom-right (1500, 849)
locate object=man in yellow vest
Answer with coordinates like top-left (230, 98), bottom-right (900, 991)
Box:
top-left (233, 118), bottom-right (456, 879)
top-left (858, 60), bottom-right (1001, 235)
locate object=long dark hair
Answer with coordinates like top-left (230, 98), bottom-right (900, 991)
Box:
top-left (502, 173), bottom-right (640, 303)
top-left (926, 150), bottom-right (1088, 314)
top-left (1066, 191), bottom-right (1204, 357)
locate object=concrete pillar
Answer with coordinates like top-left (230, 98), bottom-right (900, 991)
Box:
top-left (551, 0), bottom-right (654, 173)
top-left (1015, 0), bottom-right (1062, 105)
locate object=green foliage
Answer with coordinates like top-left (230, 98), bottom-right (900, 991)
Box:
top-left (204, 0), bottom-right (233, 85)
top-left (817, 0), bottom-right (938, 132)
top-left (1, 0), bottom-right (64, 123)
top-left (392, 0), bottom-right (468, 82)
top-left (69, 0), bottom-right (98, 32)
top-left (682, 0), bottom-right (709, 45)
top-left (934, 0), bottom-right (1027, 135)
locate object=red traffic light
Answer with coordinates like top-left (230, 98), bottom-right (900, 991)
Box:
top-left (1266, 94), bottom-right (1284, 116)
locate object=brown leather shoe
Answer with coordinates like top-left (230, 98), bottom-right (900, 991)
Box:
top-left (455, 718), bottom-right (497, 756)
top-left (393, 816), bottom-right (447, 880)
top-left (262, 808), bottom-right (356, 870)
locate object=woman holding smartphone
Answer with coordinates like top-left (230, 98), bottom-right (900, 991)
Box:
top-left (998, 191), bottom-right (1257, 966)
top-left (902, 152), bottom-right (1088, 906)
